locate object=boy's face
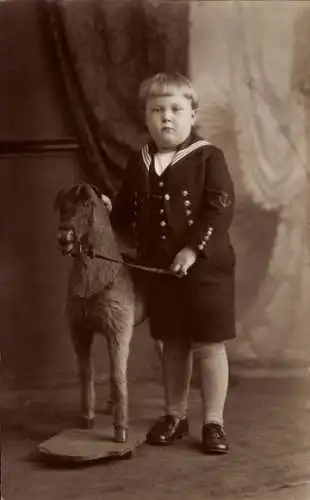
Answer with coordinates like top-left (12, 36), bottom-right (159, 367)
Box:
top-left (145, 92), bottom-right (196, 151)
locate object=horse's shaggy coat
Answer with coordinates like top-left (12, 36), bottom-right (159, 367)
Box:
top-left (55, 183), bottom-right (147, 443)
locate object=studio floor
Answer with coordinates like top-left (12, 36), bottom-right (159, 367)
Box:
top-left (2, 373), bottom-right (310, 500)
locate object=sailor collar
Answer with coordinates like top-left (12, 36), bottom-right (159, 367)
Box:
top-left (140, 134), bottom-right (211, 171)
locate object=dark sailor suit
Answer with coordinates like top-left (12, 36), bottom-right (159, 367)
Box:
top-left (111, 133), bottom-right (236, 343)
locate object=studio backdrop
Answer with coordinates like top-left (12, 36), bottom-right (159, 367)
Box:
top-left (45, 0), bottom-right (310, 366)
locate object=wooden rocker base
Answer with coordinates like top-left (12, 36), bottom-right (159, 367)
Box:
top-left (38, 425), bottom-right (145, 464)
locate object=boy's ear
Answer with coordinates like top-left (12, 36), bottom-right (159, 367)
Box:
top-left (191, 108), bottom-right (197, 125)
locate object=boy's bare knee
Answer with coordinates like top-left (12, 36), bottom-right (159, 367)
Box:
top-left (193, 341), bottom-right (226, 359)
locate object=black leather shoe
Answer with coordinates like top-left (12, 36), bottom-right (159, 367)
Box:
top-left (201, 423), bottom-right (229, 454)
top-left (146, 415), bottom-right (189, 445)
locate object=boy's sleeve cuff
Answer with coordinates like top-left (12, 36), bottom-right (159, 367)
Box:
top-left (189, 226), bottom-right (214, 255)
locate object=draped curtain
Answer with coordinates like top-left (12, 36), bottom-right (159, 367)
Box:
top-left (44, 0), bottom-right (189, 196)
top-left (43, 0), bottom-right (310, 364)
top-left (226, 2), bottom-right (310, 361)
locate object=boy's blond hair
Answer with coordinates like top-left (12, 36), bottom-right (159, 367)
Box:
top-left (139, 72), bottom-right (199, 111)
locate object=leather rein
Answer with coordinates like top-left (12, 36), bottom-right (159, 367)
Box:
top-left (72, 241), bottom-right (179, 278)
top-left (89, 251), bottom-right (178, 277)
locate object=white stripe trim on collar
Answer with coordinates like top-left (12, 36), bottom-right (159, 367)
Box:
top-left (140, 139), bottom-right (210, 170)
top-left (171, 140), bottom-right (210, 166)
top-left (141, 144), bottom-right (152, 170)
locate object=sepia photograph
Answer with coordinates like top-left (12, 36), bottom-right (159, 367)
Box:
top-left (1, 0), bottom-right (310, 499)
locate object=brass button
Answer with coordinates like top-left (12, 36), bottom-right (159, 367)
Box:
top-left (198, 244), bottom-right (204, 251)
top-left (164, 194), bottom-right (170, 201)
top-left (160, 221), bottom-right (167, 227)
top-left (158, 181), bottom-right (164, 188)
top-left (184, 200), bottom-right (191, 206)
top-left (159, 209), bottom-right (164, 214)
top-left (186, 209), bottom-right (192, 216)
top-left (161, 235), bottom-right (167, 240)
top-left (182, 190), bottom-right (189, 196)
top-left (188, 219), bottom-right (194, 226)
top-left (219, 193), bottom-right (231, 208)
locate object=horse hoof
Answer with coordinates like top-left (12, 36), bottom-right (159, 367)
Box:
top-left (114, 426), bottom-right (128, 443)
top-left (78, 416), bottom-right (94, 430)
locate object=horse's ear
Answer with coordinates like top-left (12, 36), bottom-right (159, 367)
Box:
top-left (89, 184), bottom-right (102, 198)
top-left (88, 185), bottom-right (113, 213)
top-left (77, 184), bottom-right (102, 206)
top-left (82, 184), bottom-right (113, 211)
top-left (54, 183), bottom-right (105, 211)
top-left (69, 183), bottom-right (93, 204)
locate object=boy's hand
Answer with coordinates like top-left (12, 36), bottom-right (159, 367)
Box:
top-left (170, 247), bottom-right (197, 277)
top-left (100, 193), bottom-right (112, 212)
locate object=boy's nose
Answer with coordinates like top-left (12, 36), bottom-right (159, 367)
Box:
top-left (162, 110), bottom-right (173, 122)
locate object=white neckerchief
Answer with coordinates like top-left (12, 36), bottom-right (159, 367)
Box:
top-left (141, 139), bottom-right (211, 171)
top-left (154, 150), bottom-right (177, 176)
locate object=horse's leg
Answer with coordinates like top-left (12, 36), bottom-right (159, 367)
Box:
top-left (154, 339), bottom-right (163, 362)
top-left (71, 328), bottom-right (95, 429)
top-left (107, 323), bottom-right (133, 443)
top-left (102, 361), bottom-right (115, 415)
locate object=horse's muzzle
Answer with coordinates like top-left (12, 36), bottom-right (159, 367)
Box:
top-left (57, 228), bottom-right (76, 255)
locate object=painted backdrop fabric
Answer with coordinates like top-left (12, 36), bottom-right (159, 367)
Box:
top-left (45, 0), bottom-right (189, 196)
top-left (190, 1), bottom-right (310, 363)
top-left (46, 0), bottom-right (310, 364)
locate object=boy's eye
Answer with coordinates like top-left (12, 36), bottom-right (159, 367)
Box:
top-left (151, 106), bottom-right (183, 113)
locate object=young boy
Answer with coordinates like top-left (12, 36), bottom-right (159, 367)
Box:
top-left (109, 72), bottom-right (236, 454)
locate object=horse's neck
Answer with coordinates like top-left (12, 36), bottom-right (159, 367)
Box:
top-left (115, 234), bottom-right (137, 259)
top-left (69, 211), bottom-right (122, 298)
top-left (91, 220), bottom-right (122, 261)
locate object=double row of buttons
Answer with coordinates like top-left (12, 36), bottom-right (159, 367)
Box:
top-left (157, 181), bottom-right (168, 240)
top-left (158, 181), bottom-right (170, 201)
top-left (182, 190), bottom-right (194, 226)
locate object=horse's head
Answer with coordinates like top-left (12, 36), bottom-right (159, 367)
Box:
top-left (54, 183), bottom-right (108, 256)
